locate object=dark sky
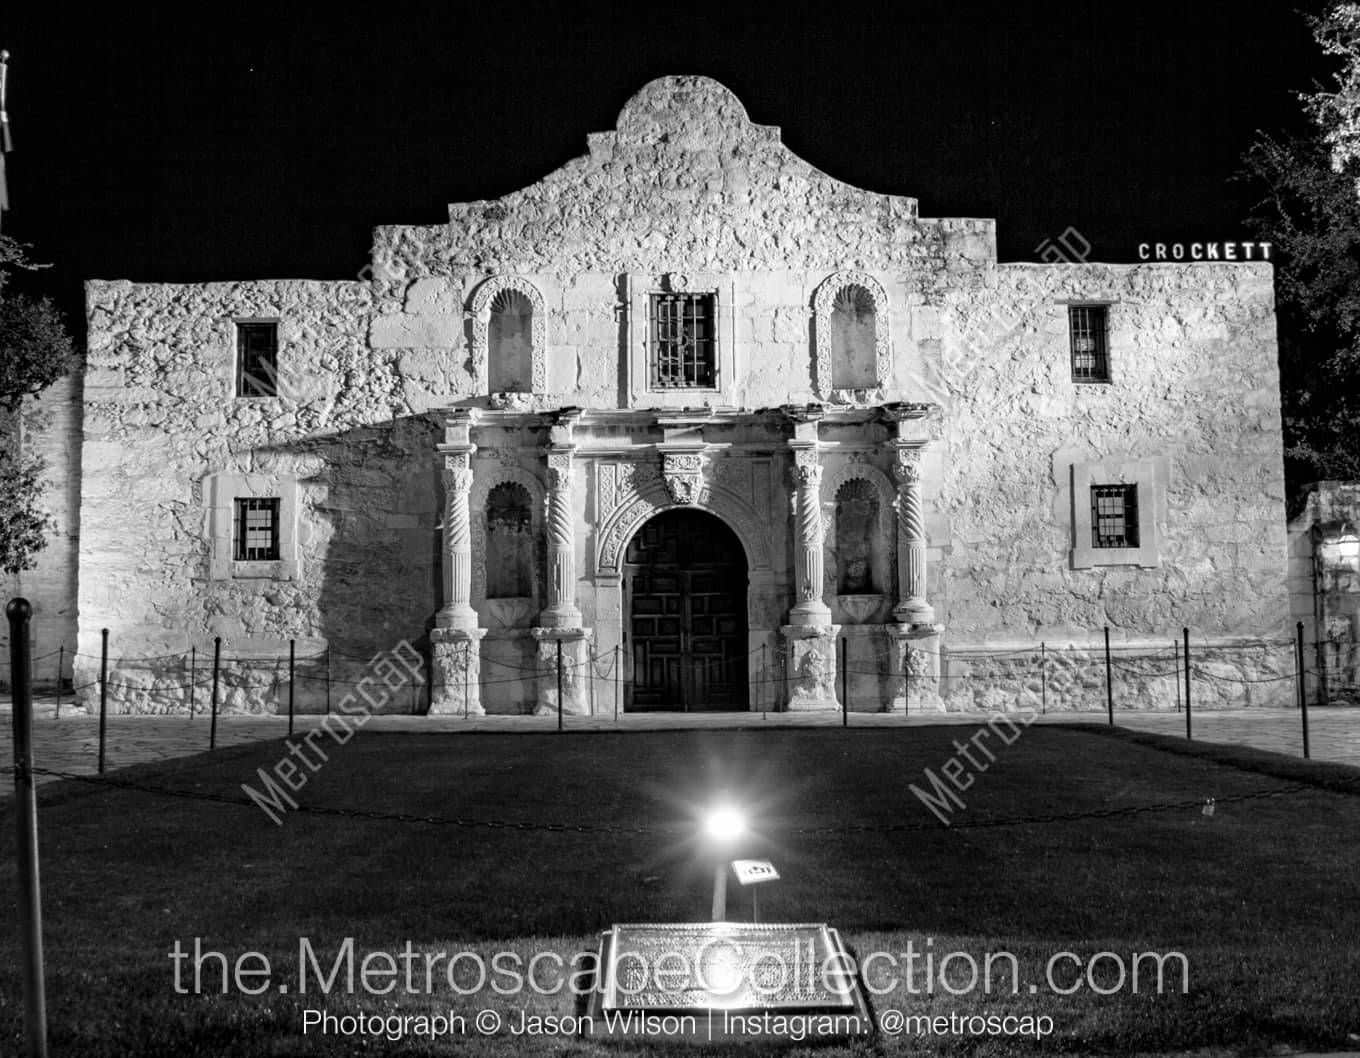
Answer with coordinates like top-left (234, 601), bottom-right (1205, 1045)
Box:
top-left (0, 2), bottom-right (1334, 328)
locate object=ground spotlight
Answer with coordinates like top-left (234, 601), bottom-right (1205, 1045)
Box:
top-left (704, 805), bottom-right (746, 844)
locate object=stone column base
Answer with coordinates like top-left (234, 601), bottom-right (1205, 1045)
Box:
top-left (430, 628), bottom-right (486, 716)
top-left (888, 623), bottom-right (945, 713)
top-left (892, 599), bottom-right (936, 626)
top-left (780, 624), bottom-right (840, 711)
top-left (530, 627), bottom-right (594, 716)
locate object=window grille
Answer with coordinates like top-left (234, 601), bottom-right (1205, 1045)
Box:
top-left (1068, 305), bottom-right (1109, 382)
top-left (1091, 484), bottom-right (1139, 548)
top-left (234, 497), bottom-right (281, 560)
top-left (650, 293), bottom-right (716, 388)
top-left (237, 321), bottom-right (279, 397)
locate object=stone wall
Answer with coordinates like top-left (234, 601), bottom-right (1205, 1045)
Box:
top-left (931, 263), bottom-right (1288, 650)
top-left (76, 279), bottom-right (440, 709)
top-left (1288, 482), bottom-right (1360, 704)
top-left (934, 639), bottom-right (1295, 713)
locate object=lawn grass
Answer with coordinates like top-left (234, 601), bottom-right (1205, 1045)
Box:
top-left (1, 723), bottom-right (1358, 1056)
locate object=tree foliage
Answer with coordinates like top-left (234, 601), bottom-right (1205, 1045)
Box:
top-left (0, 446), bottom-right (52, 576)
top-left (0, 234), bottom-right (77, 574)
top-left (1242, 2), bottom-right (1360, 494)
top-left (0, 291), bottom-right (75, 414)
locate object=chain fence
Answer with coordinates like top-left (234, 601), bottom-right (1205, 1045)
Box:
top-left (0, 625), bottom-right (1352, 721)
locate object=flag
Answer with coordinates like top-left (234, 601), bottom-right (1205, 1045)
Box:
top-left (0, 49), bottom-right (10, 221)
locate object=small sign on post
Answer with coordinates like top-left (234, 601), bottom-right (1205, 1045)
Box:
top-left (732, 859), bottom-right (779, 924)
top-left (732, 859), bottom-right (780, 886)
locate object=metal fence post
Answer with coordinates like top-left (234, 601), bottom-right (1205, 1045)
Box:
top-left (840, 636), bottom-right (848, 727)
top-left (210, 637), bottom-right (221, 751)
top-left (98, 628), bottom-right (109, 775)
top-left (288, 639), bottom-right (296, 738)
top-left (1183, 627), bottom-right (1192, 740)
top-left (556, 639), bottom-right (564, 732)
top-left (760, 643), bottom-right (768, 713)
top-left (7, 599), bottom-right (49, 1057)
top-left (614, 644), bottom-right (621, 723)
top-left (54, 646), bottom-right (63, 719)
top-left (1173, 640), bottom-right (1181, 712)
top-left (903, 642), bottom-right (911, 716)
top-left (1297, 621), bottom-right (1310, 759)
top-left (325, 646), bottom-right (332, 716)
top-left (1104, 626), bottom-right (1114, 725)
top-left (1040, 642), bottom-right (1047, 715)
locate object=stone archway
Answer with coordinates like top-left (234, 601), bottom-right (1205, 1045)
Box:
top-left (624, 509), bottom-right (749, 712)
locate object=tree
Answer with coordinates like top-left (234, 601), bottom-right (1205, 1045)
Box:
top-left (1242, 2), bottom-right (1360, 498)
top-left (0, 232), bottom-right (77, 575)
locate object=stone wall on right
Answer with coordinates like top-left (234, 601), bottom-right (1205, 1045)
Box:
top-left (924, 260), bottom-right (1290, 705)
top-left (1288, 482), bottom-right (1360, 705)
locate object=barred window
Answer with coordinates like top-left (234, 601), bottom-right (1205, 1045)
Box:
top-left (650, 293), bottom-right (716, 388)
top-left (237, 321), bottom-right (279, 397)
top-left (1091, 484), bottom-right (1139, 548)
top-left (234, 497), bottom-right (281, 561)
top-left (1068, 305), bottom-right (1109, 383)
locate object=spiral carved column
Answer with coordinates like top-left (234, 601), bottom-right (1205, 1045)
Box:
top-left (893, 446), bottom-right (935, 625)
top-left (539, 452), bottom-right (581, 629)
top-left (431, 439), bottom-right (485, 715)
top-left (789, 448), bottom-right (832, 626)
top-left (533, 444), bottom-right (590, 714)
top-left (437, 451), bottom-right (478, 630)
top-left (782, 441), bottom-right (838, 710)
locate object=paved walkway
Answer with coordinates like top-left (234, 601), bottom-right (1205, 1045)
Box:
top-left (0, 698), bottom-right (1356, 796)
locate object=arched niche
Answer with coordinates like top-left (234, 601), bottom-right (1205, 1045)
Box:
top-left (469, 275), bottom-right (548, 395)
top-left (812, 271), bottom-right (891, 400)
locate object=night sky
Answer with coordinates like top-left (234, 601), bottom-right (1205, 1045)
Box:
top-left (0, 2), bottom-right (1335, 333)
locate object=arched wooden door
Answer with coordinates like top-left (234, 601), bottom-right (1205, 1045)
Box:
top-left (624, 510), bottom-right (748, 711)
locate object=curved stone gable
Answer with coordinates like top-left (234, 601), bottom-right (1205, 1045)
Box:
top-left (371, 76), bottom-right (994, 279)
top-left (613, 75), bottom-right (764, 145)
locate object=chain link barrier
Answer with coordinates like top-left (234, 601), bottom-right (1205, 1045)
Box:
top-left (4, 630), bottom-right (1350, 715)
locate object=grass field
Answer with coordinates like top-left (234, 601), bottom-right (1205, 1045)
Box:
top-left (1, 723), bottom-right (1358, 1056)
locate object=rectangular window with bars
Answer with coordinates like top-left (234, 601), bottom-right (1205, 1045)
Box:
top-left (1091, 484), bottom-right (1139, 548)
top-left (650, 293), bottom-right (716, 388)
top-left (234, 497), bottom-right (281, 561)
top-left (1068, 305), bottom-right (1109, 382)
top-left (237, 321), bottom-right (279, 397)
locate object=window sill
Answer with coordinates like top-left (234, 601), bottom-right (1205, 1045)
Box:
top-left (1071, 547), bottom-right (1159, 570)
top-left (231, 560), bottom-right (295, 580)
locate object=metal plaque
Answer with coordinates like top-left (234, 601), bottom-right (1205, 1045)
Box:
top-left (585, 923), bottom-right (873, 1042)
top-left (732, 859), bottom-right (780, 885)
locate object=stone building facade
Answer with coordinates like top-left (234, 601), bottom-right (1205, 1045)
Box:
top-left (63, 76), bottom-right (1291, 714)
top-left (1289, 482), bottom-right (1360, 704)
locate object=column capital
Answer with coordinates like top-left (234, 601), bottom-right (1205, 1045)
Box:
top-left (439, 445), bottom-right (476, 491)
top-left (546, 446), bottom-right (576, 491)
top-left (892, 444), bottom-right (924, 485)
